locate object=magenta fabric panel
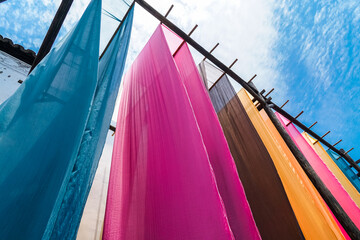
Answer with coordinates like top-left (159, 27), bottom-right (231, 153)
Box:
top-left (162, 25), bottom-right (183, 55)
top-left (276, 112), bottom-right (360, 230)
top-left (103, 25), bottom-right (235, 240)
top-left (172, 33), bottom-right (260, 239)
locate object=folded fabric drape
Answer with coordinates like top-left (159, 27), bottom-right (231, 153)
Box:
top-left (276, 113), bottom-right (360, 231)
top-left (302, 132), bottom-right (360, 209)
top-left (326, 149), bottom-right (360, 192)
top-left (167, 26), bottom-right (260, 240)
top-left (238, 89), bottom-right (347, 239)
top-left (103, 25), bottom-right (237, 240)
top-left (201, 69), bottom-right (303, 239)
top-left (0, 0), bottom-right (101, 239)
top-left (48, 7), bottom-right (134, 240)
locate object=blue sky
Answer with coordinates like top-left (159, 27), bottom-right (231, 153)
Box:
top-left (0, 0), bottom-right (359, 162)
top-left (272, 0), bottom-right (360, 161)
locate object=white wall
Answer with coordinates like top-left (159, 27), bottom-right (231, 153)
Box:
top-left (0, 50), bottom-right (29, 104)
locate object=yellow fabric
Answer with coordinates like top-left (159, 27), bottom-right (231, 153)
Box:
top-left (302, 132), bottom-right (360, 209)
top-left (238, 89), bottom-right (345, 240)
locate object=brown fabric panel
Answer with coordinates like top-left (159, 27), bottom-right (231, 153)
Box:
top-left (209, 76), bottom-right (303, 240)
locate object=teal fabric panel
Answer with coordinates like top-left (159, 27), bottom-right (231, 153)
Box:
top-left (0, 0), bottom-right (101, 239)
top-left (327, 149), bottom-right (360, 193)
top-left (48, 7), bottom-right (134, 240)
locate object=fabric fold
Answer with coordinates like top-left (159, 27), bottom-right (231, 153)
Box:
top-left (201, 68), bottom-right (303, 239)
top-left (302, 132), bottom-right (360, 209)
top-left (276, 112), bottom-right (360, 231)
top-left (48, 6), bottom-right (134, 240)
top-left (0, 0), bottom-right (102, 239)
top-left (168, 26), bottom-right (260, 240)
top-left (103, 25), bottom-right (235, 240)
top-left (238, 89), bottom-right (347, 239)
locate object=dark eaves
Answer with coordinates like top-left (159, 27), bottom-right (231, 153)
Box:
top-left (0, 34), bottom-right (36, 65)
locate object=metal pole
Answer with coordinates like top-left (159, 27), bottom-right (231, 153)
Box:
top-left (202, 43), bottom-right (219, 61)
top-left (100, 2), bottom-right (135, 60)
top-left (308, 121), bottom-right (318, 130)
top-left (262, 104), bottom-right (360, 239)
top-left (271, 103), bottom-right (360, 173)
top-left (172, 24), bottom-right (198, 56)
top-left (164, 4), bottom-right (174, 18)
top-left (29, 0), bottom-right (74, 74)
top-left (313, 131), bottom-right (330, 144)
top-left (133, 0), bottom-right (360, 237)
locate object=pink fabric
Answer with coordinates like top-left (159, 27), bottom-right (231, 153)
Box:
top-left (103, 25), bottom-right (236, 240)
top-left (276, 112), bottom-right (360, 231)
top-left (170, 27), bottom-right (260, 240)
top-left (162, 25), bottom-right (183, 54)
top-left (329, 208), bottom-right (351, 239)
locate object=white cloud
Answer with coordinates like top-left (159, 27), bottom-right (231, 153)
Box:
top-left (109, 0), bottom-right (281, 121)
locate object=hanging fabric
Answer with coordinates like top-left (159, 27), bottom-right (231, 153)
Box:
top-left (0, 0), bottom-right (101, 239)
top-left (200, 66), bottom-right (303, 239)
top-left (302, 132), bottom-right (360, 207)
top-left (103, 25), bottom-right (238, 240)
top-left (276, 113), bottom-right (360, 231)
top-left (238, 89), bottom-right (348, 239)
top-left (327, 149), bottom-right (360, 192)
top-left (164, 26), bottom-right (260, 239)
top-left (48, 6), bottom-right (134, 240)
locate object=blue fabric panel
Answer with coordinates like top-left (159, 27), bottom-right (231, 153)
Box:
top-left (0, 0), bottom-right (101, 239)
top-left (327, 149), bottom-right (360, 193)
top-left (48, 7), bottom-right (134, 240)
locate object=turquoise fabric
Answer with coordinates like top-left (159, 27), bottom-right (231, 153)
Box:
top-left (48, 7), bottom-right (134, 240)
top-left (327, 149), bottom-right (360, 193)
top-left (0, 0), bottom-right (101, 239)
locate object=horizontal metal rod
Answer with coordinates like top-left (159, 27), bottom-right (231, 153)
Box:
top-left (164, 4), bottom-right (174, 18)
top-left (344, 148), bottom-right (354, 155)
top-left (264, 88), bottom-right (274, 98)
top-left (332, 139), bottom-right (342, 147)
top-left (109, 125), bottom-right (116, 132)
top-left (308, 121), bottom-right (318, 130)
top-left (209, 58), bottom-right (238, 90)
top-left (173, 24), bottom-right (198, 56)
top-left (100, 2), bottom-right (135, 60)
top-left (286, 111), bottom-right (303, 126)
top-left (280, 100), bottom-right (289, 109)
top-left (203, 43), bottom-right (219, 61)
top-left (248, 74), bottom-right (257, 83)
top-left (313, 131), bottom-right (330, 144)
top-left (29, 0), bottom-right (74, 73)
top-left (188, 24), bottom-right (198, 36)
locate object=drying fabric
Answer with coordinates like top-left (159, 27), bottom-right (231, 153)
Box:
top-left (326, 149), bottom-right (360, 193)
top-left (0, 0), bottom-right (101, 239)
top-left (238, 89), bottom-right (347, 239)
top-left (276, 113), bottom-right (360, 231)
top-left (167, 26), bottom-right (260, 239)
top-left (302, 132), bottom-right (360, 208)
top-left (205, 71), bottom-right (303, 239)
top-left (103, 25), bottom-right (235, 240)
top-left (48, 7), bottom-right (134, 240)
top-left (76, 132), bottom-right (114, 240)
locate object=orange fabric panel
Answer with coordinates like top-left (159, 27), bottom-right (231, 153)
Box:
top-left (302, 132), bottom-right (360, 209)
top-left (238, 89), bottom-right (346, 240)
